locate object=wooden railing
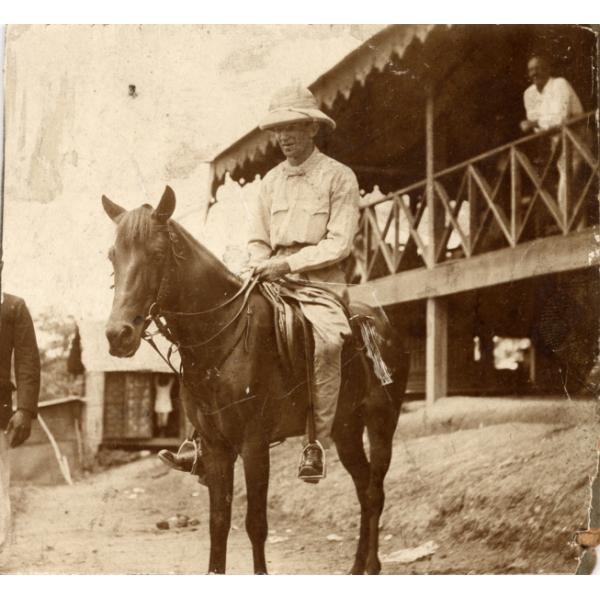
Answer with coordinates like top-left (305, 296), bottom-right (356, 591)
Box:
top-left (350, 111), bottom-right (599, 283)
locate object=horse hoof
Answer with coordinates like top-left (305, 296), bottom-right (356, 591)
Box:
top-left (366, 562), bottom-right (382, 575)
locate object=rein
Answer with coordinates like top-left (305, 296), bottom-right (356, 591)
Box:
top-left (139, 232), bottom-right (258, 375)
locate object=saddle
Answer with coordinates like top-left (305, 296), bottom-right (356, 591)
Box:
top-left (258, 279), bottom-right (392, 385)
top-left (253, 278), bottom-right (398, 445)
top-left (259, 282), bottom-right (305, 378)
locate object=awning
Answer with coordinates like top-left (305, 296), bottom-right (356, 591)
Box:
top-left (210, 24), bottom-right (595, 199)
top-left (210, 24), bottom-right (441, 195)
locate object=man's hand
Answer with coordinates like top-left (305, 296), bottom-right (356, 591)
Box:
top-left (520, 119), bottom-right (537, 133)
top-left (5, 409), bottom-right (33, 448)
top-left (255, 258), bottom-right (291, 282)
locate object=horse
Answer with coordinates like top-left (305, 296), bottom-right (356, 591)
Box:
top-left (102, 186), bottom-right (409, 574)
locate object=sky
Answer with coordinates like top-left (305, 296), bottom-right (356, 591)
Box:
top-left (1, 25), bottom-right (377, 321)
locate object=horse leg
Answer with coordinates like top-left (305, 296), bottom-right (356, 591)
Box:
top-left (364, 390), bottom-right (399, 575)
top-left (204, 445), bottom-right (236, 574)
top-left (241, 439), bottom-right (270, 575)
top-left (335, 418), bottom-right (371, 575)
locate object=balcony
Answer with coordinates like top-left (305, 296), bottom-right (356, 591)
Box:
top-left (351, 111), bottom-right (599, 287)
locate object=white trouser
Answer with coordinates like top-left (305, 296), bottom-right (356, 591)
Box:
top-left (551, 132), bottom-right (587, 223)
top-left (299, 301), bottom-right (347, 450)
top-left (557, 149), bottom-right (584, 214)
top-left (0, 433), bottom-right (11, 562)
top-left (275, 280), bottom-right (350, 450)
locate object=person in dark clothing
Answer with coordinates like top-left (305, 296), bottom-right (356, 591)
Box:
top-left (0, 292), bottom-right (41, 443)
top-left (0, 264), bottom-right (41, 559)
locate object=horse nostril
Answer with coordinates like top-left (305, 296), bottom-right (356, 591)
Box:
top-left (106, 326), bottom-right (119, 344)
top-left (119, 324), bottom-right (135, 344)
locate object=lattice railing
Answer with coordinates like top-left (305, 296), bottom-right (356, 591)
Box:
top-left (350, 111), bottom-right (599, 283)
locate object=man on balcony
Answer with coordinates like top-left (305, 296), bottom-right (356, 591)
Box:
top-left (520, 54), bottom-right (584, 215)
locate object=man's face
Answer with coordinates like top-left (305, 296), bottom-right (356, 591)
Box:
top-left (270, 121), bottom-right (318, 162)
top-left (527, 57), bottom-right (550, 89)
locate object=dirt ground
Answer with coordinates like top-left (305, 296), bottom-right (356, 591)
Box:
top-left (2, 397), bottom-right (598, 575)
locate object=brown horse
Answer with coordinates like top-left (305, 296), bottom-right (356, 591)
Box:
top-left (102, 186), bottom-right (409, 574)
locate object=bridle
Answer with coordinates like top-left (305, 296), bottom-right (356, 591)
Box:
top-left (137, 225), bottom-right (260, 375)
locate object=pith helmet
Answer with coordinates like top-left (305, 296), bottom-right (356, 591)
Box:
top-left (259, 84), bottom-right (336, 130)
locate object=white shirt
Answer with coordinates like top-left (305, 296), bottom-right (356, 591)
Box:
top-left (524, 77), bottom-right (583, 131)
top-left (248, 148), bottom-right (360, 277)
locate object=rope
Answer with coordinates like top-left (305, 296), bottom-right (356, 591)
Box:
top-left (355, 316), bottom-right (394, 386)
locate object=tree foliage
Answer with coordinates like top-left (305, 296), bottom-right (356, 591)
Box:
top-left (33, 309), bottom-right (78, 401)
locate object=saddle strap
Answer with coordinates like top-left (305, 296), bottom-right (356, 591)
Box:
top-left (353, 315), bottom-right (394, 386)
top-left (300, 316), bottom-right (317, 445)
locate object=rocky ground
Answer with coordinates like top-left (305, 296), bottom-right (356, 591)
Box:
top-left (2, 397), bottom-right (598, 574)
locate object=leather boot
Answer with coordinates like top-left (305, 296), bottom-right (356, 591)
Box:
top-left (158, 439), bottom-right (207, 486)
top-left (298, 442), bottom-right (325, 483)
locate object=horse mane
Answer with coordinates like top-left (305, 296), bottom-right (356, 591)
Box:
top-left (168, 218), bottom-right (242, 287)
top-left (116, 204), bottom-right (162, 245)
top-left (116, 204), bottom-right (241, 286)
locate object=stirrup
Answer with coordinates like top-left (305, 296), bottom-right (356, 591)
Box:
top-left (297, 440), bottom-right (326, 484)
top-left (178, 438), bottom-right (201, 475)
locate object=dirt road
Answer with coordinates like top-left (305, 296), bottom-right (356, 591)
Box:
top-left (3, 456), bottom-right (357, 575)
top-left (2, 398), bottom-right (597, 574)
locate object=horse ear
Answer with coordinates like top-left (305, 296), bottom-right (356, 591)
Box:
top-left (102, 195), bottom-right (126, 222)
top-left (153, 186), bottom-right (176, 222)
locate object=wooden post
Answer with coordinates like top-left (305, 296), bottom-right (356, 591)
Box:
top-left (560, 126), bottom-right (571, 232)
top-left (426, 296), bottom-right (448, 406)
top-left (393, 197), bottom-right (400, 270)
top-left (468, 166), bottom-right (477, 249)
top-left (425, 82), bottom-right (447, 405)
top-left (510, 146), bottom-right (521, 244)
top-left (82, 371), bottom-right (106, 459)
top-left (426, 84), bottom-right (437, 268)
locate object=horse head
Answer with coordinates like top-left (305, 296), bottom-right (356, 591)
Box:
top-left (102, 186), bottom-right (176, 357)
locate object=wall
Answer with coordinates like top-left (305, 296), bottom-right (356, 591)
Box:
top-left (1, 25), bottom-right (363, 320)
top-left (83, 371), bottom-right (105, 457)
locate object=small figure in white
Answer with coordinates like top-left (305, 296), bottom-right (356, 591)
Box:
top-left (154, 374), bottom-right (174, 437)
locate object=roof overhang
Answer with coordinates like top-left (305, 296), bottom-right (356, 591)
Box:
top-left (210, 25), bottom-right (440, 194)
top-left (209, 24), bottom-right (596, 201)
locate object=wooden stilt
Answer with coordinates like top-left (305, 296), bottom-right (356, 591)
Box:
top-left (426, 297), bottom-right (448, 406)
top-left (424, 82), bottom-right (447, 405)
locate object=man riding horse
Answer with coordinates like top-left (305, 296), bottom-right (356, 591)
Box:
top-left (160, 84), bottom-right (360, 481)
